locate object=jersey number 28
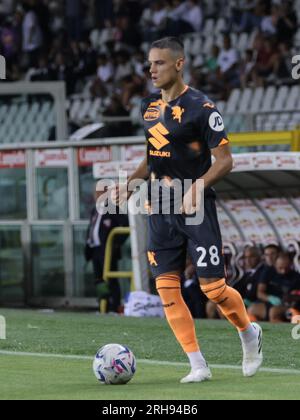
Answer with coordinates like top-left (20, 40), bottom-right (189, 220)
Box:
top-left (196, 246), bottom-right (220, 267)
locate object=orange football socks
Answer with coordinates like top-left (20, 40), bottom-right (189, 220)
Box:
top-left (156, 274), bottom-right (200, 353)
top-left (201, 279), bottom-right (251, 332)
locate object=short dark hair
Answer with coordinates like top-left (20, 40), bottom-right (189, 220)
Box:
top-left (264, 244), bottom-right (281, 253)
top-left (276, 252), bottom-right (291, 263)
top-left (150, 37), bottom-right (185, 58)
top-left (244, 246), bottom-right (262, 258)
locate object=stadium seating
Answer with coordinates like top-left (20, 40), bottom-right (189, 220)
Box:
top-left (0, 100), bottom-right (55, 143)
top-left (218, 197), bottom-right (300, 280)
top-left (0, 81), bottom-right (299, 144)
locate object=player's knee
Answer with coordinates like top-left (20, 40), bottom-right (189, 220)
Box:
top-left (201, 279), bottom-right (227, 304)
top-left (156, 286), bottom-right (175, 301)
top-left (156, 275), bottom-right (181, 305)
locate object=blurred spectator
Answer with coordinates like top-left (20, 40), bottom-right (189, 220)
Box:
top-left (276, 0), bottom-right (297, 44)
top-left (218, 34), bottom-right (239, 74)
top-left (165, 0), bottom-right (203, 37)
top-left (249, 253), bottom-right (300, 322)
top-left (34, 0), bottom-right (51, 50)
top-left (71, 39), bottom-right (97, 79)
top-left (263, 244), bottom-right (281, 267)
top-left (65, 0), bottom-right (83, 41)
top-left (85, 191), bottom-right (129, 313)
top-left (252, 35), bottom-right (279, 86)
top-left (237, 0), bottom-right (264, 33)
top-left (236, 246), bottom-right (271, 309)
top-left (240, 48), bottom-right (256, 88)
top-left (260, 4), bottom-right (279, 36)
top-left (101, 94), bottom-right (134, 137)
top-left (114, 50), bottom-right (133, 82)
top-left (192, 44), bottom-right (221, 96)
top-left (0, 0), bottom-right (299, 129)
top-left (132, 50), bottom-right (146, 78)
top-left (94, 0), bottom-right (114, 28)
top-left (115, 15), bottom-right (140, 49)
top-left (217, 34), bottom-right (240, 98)
top-left (52, 52), bottom-right (76, 95)
top-left (274, 41), bottom-right (294, 82)
top-left (0, 0), bottom-right (15, 18)
top-left (90, 54), bottom-right (114, 97)
top-left (205, 45), bottom-right (220, 73)
top-left (141, 0), bottom-right (168, 42)
top-left (22, 0), bottom-right (43, 67)
top-left (184, 0), bottom-right (203, 32)
top-left (28, 55), bottom-right (53, 81)
top-left (0, 16), bottom-right (20, 65)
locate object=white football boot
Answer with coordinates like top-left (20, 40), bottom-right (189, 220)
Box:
top-left (180, 366), bottom-right (212, 384)
top-left (242, 323), bottom-right (263, 377)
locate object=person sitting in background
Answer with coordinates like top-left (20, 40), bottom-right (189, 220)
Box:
top-left (240, 49), bottom-right (256, 88)
top-left (276, 0), bottom-right (298, 44)
top-left (90, 54), bottom-right (114, 98)
top-left (236, 246), bottom-right (271, 309)
top-left (263, 244), bottom-right (281, 268)
top-left (201, 45), bottom-right (221, 93)
top-left (101, 94), bottom-right (134, 137)
top-left (216, 34), bottom-right (240, 99)
top-left (273, 41), bottom-right (294, 82)
top-left (85, 188), bottom-right (129, 313)
top-left (249, 253), bottom-right (300, 323)
top-left (179, 0), bottom-right (203, 33)
top-left (251, 35), bottom-right (279, 87)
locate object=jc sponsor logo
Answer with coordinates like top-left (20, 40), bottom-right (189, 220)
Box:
top-left (209, 112), bottom-right (225, 132)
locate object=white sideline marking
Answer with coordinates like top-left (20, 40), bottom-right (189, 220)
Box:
top-left (0, 350), bottom-right (300, 375)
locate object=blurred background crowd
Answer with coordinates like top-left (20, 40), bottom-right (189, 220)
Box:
top-left (0, 0), bottom-right (299, 120)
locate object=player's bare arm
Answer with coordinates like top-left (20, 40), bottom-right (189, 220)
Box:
top-left (113, 157), bottom-right (149, 206)
top-left (202, 143), bottom-right (234, 188)
top-left (128, 157), bottom-right (149, 185)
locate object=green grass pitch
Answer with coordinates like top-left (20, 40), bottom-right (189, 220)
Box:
top-left (0, 309), bottom-right (299, 400)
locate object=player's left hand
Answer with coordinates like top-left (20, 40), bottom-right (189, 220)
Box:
top-left (180, 182), bottom-right (202, 215)
top-left (110, 183), bottom-right (132, 206)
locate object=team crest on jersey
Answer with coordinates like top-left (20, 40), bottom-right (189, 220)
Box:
top-left (147, 251), bottom-right (158, 267)
top-left (172, 106), bottom-right (185, 123)
top-left (144, 107), bottom-right (161, 121)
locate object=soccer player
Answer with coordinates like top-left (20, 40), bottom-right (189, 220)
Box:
top-left (117, 37), bottom-right (263, 383)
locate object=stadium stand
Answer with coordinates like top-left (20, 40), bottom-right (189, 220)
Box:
top-left (1, 1), bottom-right (300, 320)
top-left (1, 0), bottom-right (300, 141)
